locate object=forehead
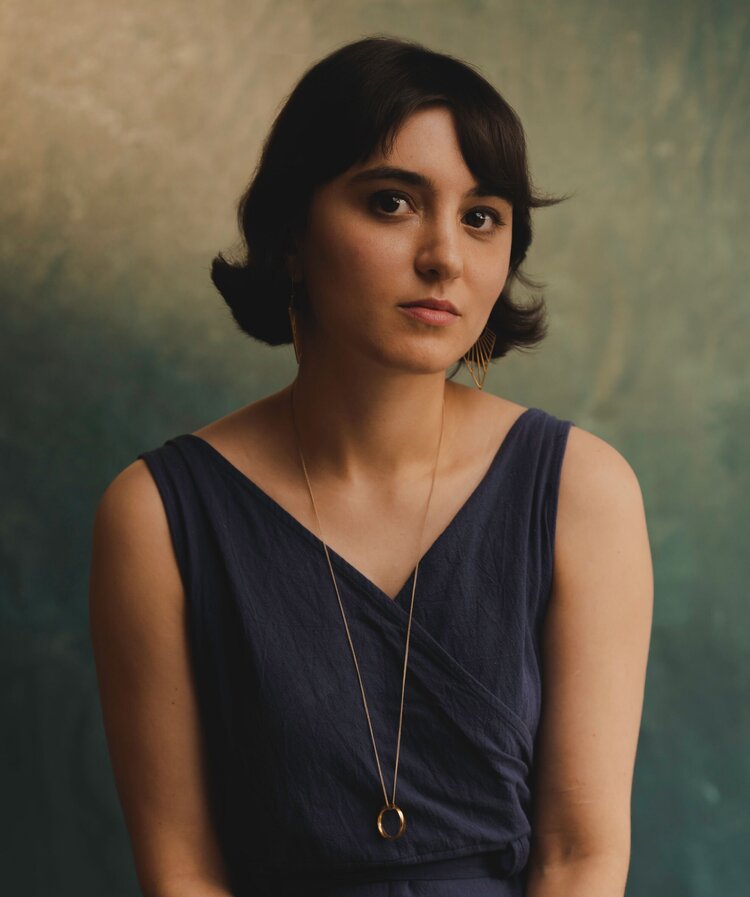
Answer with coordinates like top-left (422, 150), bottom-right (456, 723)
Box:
top-left (366, 106), bottom-right (469, 180)
top-left (385, 105), bottom-right (464, 156)
top-left (346, 106), bottom-right (512, 206)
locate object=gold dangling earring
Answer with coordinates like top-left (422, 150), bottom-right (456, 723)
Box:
top-left (463, 325), bottom-right (496, 390)
top-left (288, 282), bottom-right (302, 364)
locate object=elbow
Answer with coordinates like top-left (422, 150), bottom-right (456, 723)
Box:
top-left (141, 876), bottom-right (235, 897)
top-left (524, 848), bottom-right (631, 897)
top-left (525, 838), bottom-right (631, 897)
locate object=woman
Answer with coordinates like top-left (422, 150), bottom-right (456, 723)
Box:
top-left (89, 35), bottom-right (653, 897)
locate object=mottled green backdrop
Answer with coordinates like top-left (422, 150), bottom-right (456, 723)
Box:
top-left (2, 1), bottom-right (748, 895)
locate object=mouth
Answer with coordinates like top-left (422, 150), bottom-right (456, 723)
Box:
top-left (397, 300), bottom-right (460, 327)
top-left (399, 298), bottom-right (460, 315)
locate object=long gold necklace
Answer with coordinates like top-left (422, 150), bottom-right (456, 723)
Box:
top-left (288, 381), bottom-right (446, 840)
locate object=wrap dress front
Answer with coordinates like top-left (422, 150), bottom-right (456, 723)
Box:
top-left (137, 404), bottom-right (574, 896)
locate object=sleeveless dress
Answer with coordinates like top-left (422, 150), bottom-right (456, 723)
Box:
top-left (137, 405), bottom-right (574, 897)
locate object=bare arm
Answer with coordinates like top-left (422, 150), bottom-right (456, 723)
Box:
top-left (89, 460), bottom-right (234, 897)
top-left (525, 426), bottom-right (654, 897)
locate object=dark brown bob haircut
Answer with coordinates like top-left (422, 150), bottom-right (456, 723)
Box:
top-left (211, 34), bottom-right (570, 378)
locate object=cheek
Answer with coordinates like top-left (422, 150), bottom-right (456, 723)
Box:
top-left (482, 259), bottom-right (509, 298)
top-left (480, 241), bottom-right (512, 301)
top-left (304, 209), bottom-right (407, 296)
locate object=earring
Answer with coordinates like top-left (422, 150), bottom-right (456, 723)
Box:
top-left (288, 282), bottom-right (302, 364)
top-left (463, 325), bottom-right (496, 390)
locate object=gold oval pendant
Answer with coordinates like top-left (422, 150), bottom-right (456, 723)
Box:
top-left (377, 803), bottom-right (406, 839)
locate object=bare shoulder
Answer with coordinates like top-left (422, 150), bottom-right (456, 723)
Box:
top-left (95, 457), bottom-right (169, 537)
top-left (192, 384), bottom-right (284, 442)
top-left (89, 458), bottom-right (185, 709)
top-left (189, 383), bottom-right (527, 473)
top-left (89, 461), bottom-right (231, 893)
top-left (554, 422), bottom-right (651, 606)
top-left (526, 422), bottom-right (653, 870)
top-left (91, 456), bottom-right (183, 603)
top-left (447, 381), bottom-right (529, 442)
top-left (452, 381), bottom-right (527, 418)
top-left (564, 422), bottom-right (642, 480)
top-left (557, 424), bottom-right (647, 536)
top-left (191, 391), bottom-right (283, 470)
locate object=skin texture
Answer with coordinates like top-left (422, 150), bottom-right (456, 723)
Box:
top-left (524, 426), bottom-right (653, 896)
top-left (89, 106), bottom-right (653, 896)
top-left (290, 105), bottom-right (513, 418)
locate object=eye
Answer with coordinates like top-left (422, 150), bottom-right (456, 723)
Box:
top-left (464, 208), bottom-right (504, 232)
top-left (369, 190), bottom-right (412, 216)
top-left (368, 190), bottom-right (506, 233)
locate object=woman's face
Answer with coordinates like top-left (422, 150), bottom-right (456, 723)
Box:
top-left (294, 105), bottom-right (513, 374)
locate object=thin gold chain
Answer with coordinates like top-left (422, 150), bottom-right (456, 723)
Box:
top-left (288, 381), bottom-right (446, 817)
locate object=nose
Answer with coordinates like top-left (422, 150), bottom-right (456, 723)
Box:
top-left (414, 214), bottom-right (464, 283)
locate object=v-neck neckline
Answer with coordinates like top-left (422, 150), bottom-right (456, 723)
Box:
top-left (180, 406), bottom-right (535, 609)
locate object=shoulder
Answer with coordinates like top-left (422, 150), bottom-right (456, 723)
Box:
top-left (558, 424), bottom-right (645, 522)
top-left (89, 470), bottom-right (231, 893)
top-left (91, 458), bottom-right (182, 604)
top-left (447, 381), bottom-right (528, 441)
top-left (89, 461), bottom-right (186, 719)
top-left (530, 422), bottom-right (653, 863)
top-left (190, 392), bottom-right (280, 467)
top-left (94, 457), bottom-right (168, 539)
top-left (452, 381), bottom-right (526, 417)
top-left (553, 423), bottom-right (652, 606)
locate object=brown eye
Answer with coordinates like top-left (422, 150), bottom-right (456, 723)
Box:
top-left (370, 191), bottom-right (411, 215)
top-left (465, 208), bottom-right (503, 231)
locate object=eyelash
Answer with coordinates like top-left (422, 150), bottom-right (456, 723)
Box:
top-left (368, 190), bottom-right (505, 232)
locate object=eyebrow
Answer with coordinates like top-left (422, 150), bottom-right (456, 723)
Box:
top-left (347, 165), bottom-right (510, 202)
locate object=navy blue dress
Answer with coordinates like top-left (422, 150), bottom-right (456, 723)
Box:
top-left (137, 405), bottom-right (574, 896)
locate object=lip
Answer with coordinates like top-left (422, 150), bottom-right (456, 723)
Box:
top-left (398, 305), bottom-right (459, 326)
top-left (400, 297), bottom-right (460, 315)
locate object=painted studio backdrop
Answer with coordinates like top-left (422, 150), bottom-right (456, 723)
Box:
top-left (2, 2), bottom-right (748, 896)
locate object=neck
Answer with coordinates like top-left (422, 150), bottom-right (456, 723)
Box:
top-left (285, 354), bottom-right (457, 486)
